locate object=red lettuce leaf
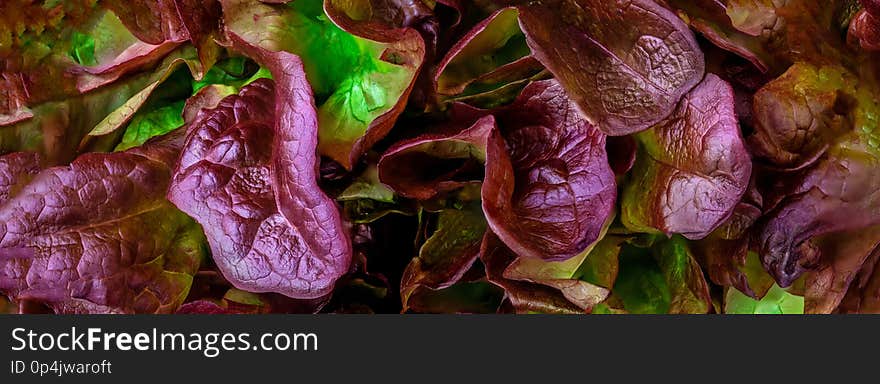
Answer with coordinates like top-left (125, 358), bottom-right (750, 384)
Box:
top-left (0, 132), bottom-right (206, 314)
top-left (516, 0), bottom-right (705, 136)
top-left (0, 152), bottom-right (40, 202)
top-left (664, 0), bottom-right (775, 73)
top-left (755, 61), bottom-right (880, 287)
top-left (380, 79), bottom-right (615, 262)
top-left (324, 0), bottom-right (436, 42)
top-left (621, 74), bottom-right (752, 240)
top-left (757, 142), bottom-right (880, 287)
top-left (691, 180), bottom-right (773, 299)
top-left (482, 79), bottom-right (616, 261)
top-left (850, 7), bottom-right (880, 50)
top-left (167, 36), bottom-right (352, 299)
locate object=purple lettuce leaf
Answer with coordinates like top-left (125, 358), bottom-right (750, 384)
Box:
top-left (0, 132), bottom-right (206, 314)
top-left (483, 79), bottom-right (616, 261)
top-left (757, 141), bottom-right (880, 287)
top-left (621, 74), bottom-right (752, 240)
top-left (380, 79), bottom-right (615, 262)
top-left (0, 152), bottom-right (41, 202)
top-left (690, 180), bottom-right (774, 299)
top-left (516, 0), bottom-right (705, 136)
top-left (167, 35), bottom-right (352, 299)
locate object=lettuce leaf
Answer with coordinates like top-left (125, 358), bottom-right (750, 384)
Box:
top-left (167, 36), bottom-right (352, 299)
top-left (0, 132), bottom-right (206, 313)
top-left (516, 0), bottom-right (705, 135)
top-left (223, 0), bottom-right (424, 169)
top-left (622, 74), bottom-right (752, 240)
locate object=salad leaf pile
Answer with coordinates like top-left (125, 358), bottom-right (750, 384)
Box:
top-left (1, 0), bottom-right (879, 314)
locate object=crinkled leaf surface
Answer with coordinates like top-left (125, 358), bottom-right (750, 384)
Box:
top-left (483, 79), bottom-right (616, 261)
top-left (516, 0), bottom-right (705, 136)
top-left (167, 37), bottom-right (352, 299)
top-left (750, 63), bottom-right (854, 170)
top-left (0, 152), bottom-right (41, 202)
top-left (621, 74), bottom-right (751, 240)
top-left (0, 133), bottom-right (206, 314)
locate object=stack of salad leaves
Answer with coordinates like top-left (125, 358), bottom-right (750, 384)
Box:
top-left (1, 0), bottom-right (879, 314)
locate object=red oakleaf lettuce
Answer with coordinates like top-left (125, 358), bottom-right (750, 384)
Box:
top-left (167, 36), bottom-right (352, 299)
top-left (516, 0), bottom-right (705, 135)
top-left (621, 74), bottom-right (752, 240)
top-left (379, 79), bottom-right (615, 262)
top-left (0, 132), bottom-right (206, 314)
top-left (482, 79), bottom-right (616, 261)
